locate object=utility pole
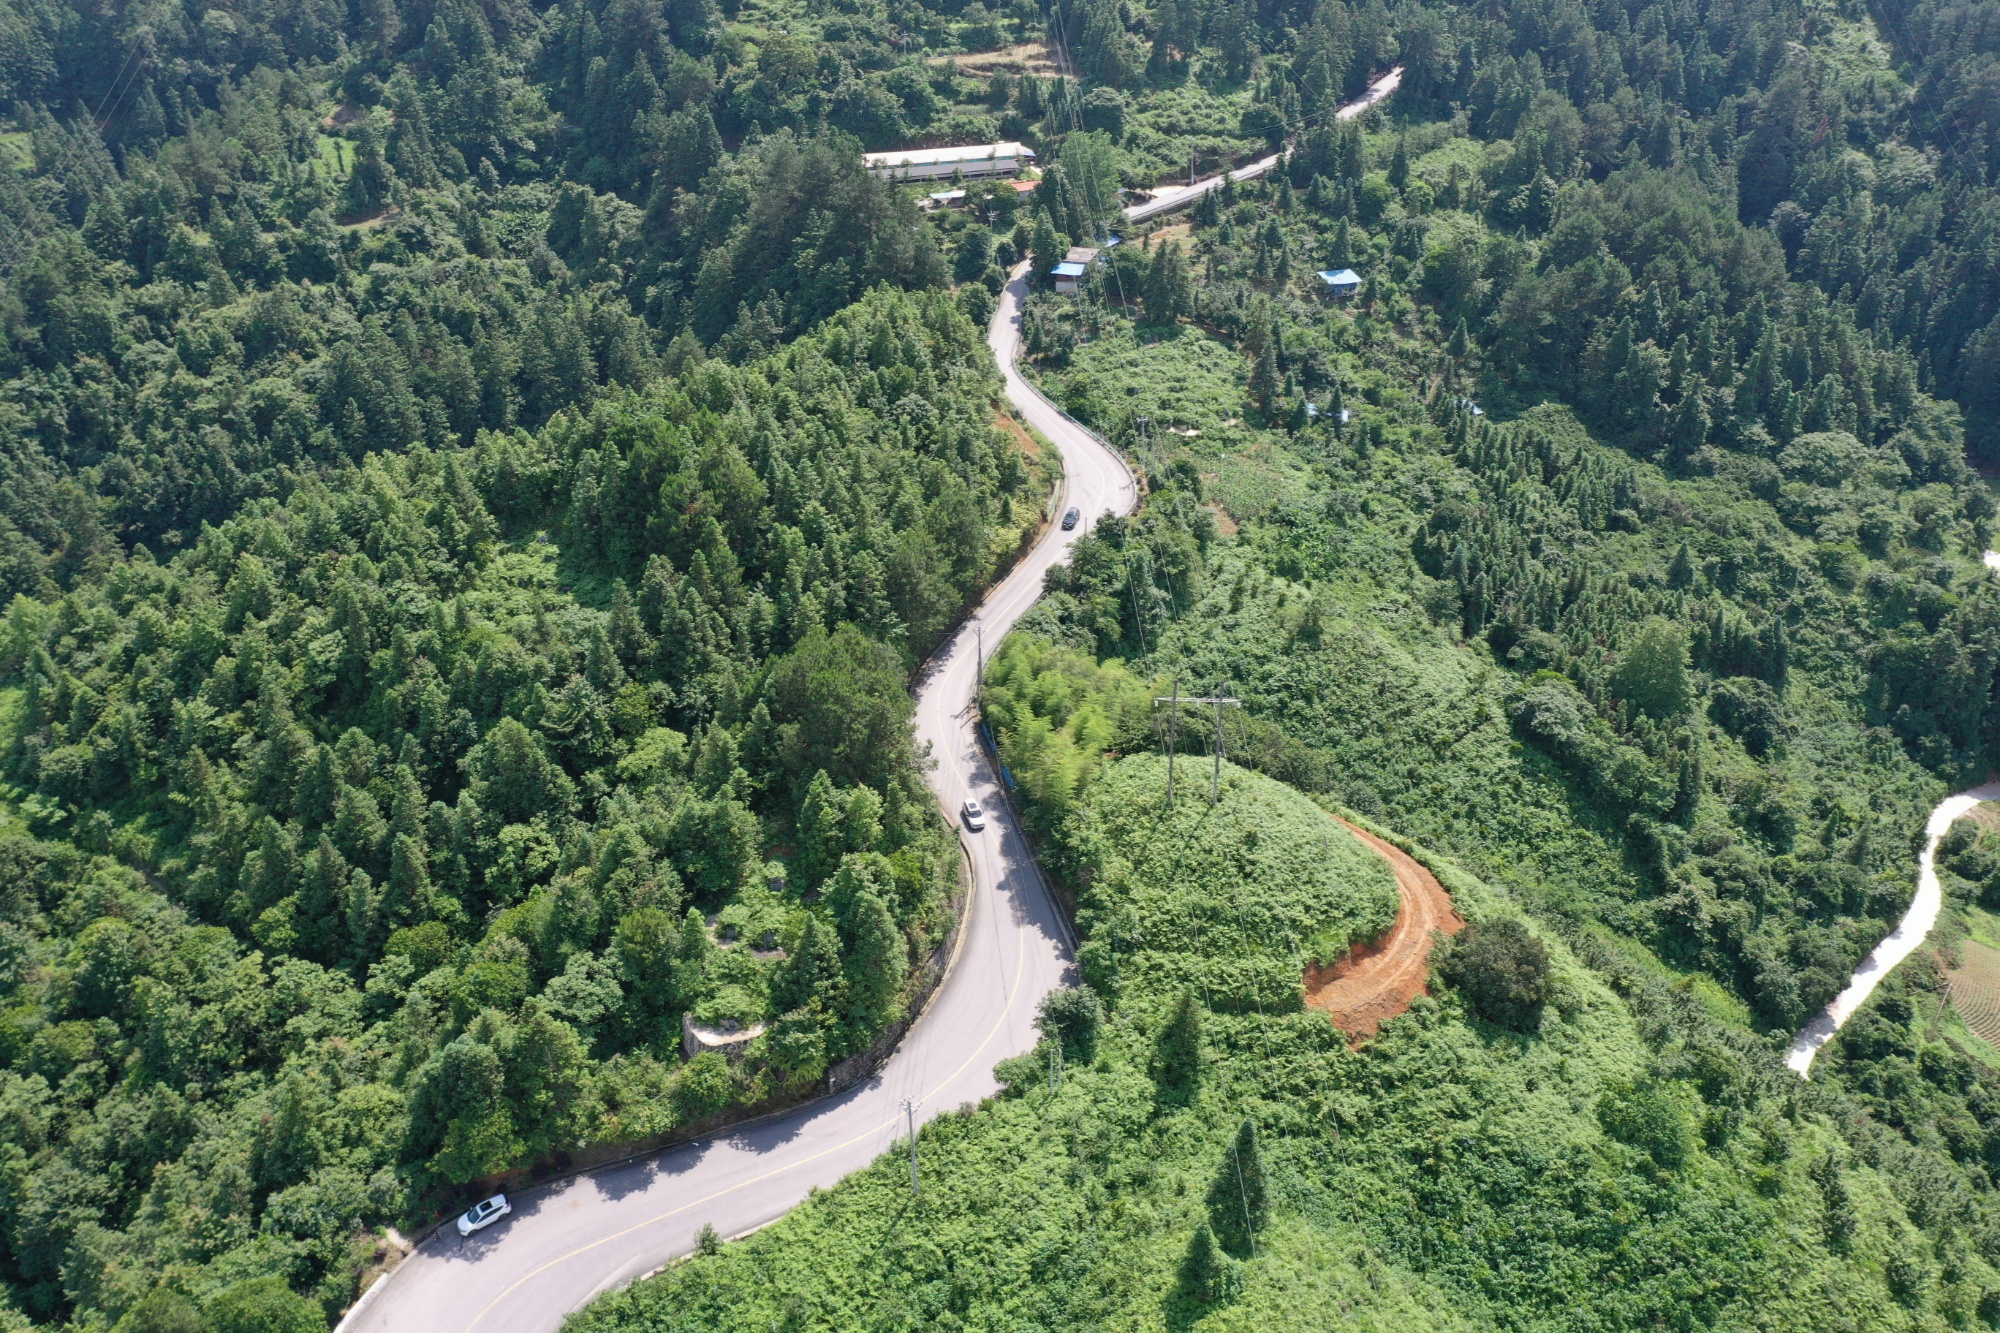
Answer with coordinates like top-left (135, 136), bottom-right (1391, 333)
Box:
top-left (972, 615), bottom-right (983, 707)
top-left (1213, 694), bottom-right (1231, 804)
top-left (1154, 688), bottom-right (1240, 805)
top-left (902, 1099), bottom-right (919, 1200)
top-left (1124, 553), bottom-right (1149, 655)
top-left (1153, 679), bottom-right (1180, 807)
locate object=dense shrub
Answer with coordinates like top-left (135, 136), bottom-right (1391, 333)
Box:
top-left (1438, 918), bottom-right (1550, 1031)
top-left (1036, 985), bottom-right (1103, 1062)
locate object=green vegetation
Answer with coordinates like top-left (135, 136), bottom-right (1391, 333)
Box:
top-left (1436, 917), bottom-right (1549, 1031)
top-left (571, 0), bottom-right (2000, 1321)
top-left (0, 283), bottom-right (1043, 1324)
top-left (1047, 753), bottom-right (1399, 1009)
top-left (574, 754), bottom-right (1990, 1331)
top-left (979, 635), bottom-right (1156, 825)
top-left (1, 0), bottom-right (1997, 1321)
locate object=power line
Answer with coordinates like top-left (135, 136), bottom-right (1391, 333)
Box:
top-left (1153, 678), bottom-right (1182, 806)
top-left (0, 36), bottom-right (149, 273)
top-left (1155, 689), bottom-right (1240, 803)
top-left (1043, 3), bottom-right (1133, 312)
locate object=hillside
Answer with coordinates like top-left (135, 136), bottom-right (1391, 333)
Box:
top-left (572, 756), bottom-right (1972, 1332)
top-left (567, 0), bottom-right (2000, 1319)
top-left (0, 286), bottom-right (1054, 1327)
top-left (0, 0), bottom-right (1998, 1322)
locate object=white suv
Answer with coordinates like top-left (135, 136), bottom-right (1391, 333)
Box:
top-left (457, 1194), bottom-right (511, 1237)
top-left (962, 799), bottom-right (986, 831)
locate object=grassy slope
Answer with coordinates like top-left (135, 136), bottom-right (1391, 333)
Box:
top-left (569, 757), bottom-right (1937, 1332)
top-left (1072, 754), bottom-right (1399, 1000)
top-left (1055, 323), bottom-right (1948, 945)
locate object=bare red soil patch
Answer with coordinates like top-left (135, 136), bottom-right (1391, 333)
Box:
top-left (993, 407), bottom-right (1040, 459)
top-left (1303, 818), bottom-right (1464, 1044)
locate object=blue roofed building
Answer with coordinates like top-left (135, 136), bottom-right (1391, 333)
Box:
top-left (1316, 267), bottom-right (1362, 298)
top-left (1053, 246), bottom-right (1100, 295)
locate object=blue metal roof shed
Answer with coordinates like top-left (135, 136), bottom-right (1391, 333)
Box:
top-left (1052, 259), bottom-right (1091, 295)
top-left (1317, 267), bottom-right (1362, 292)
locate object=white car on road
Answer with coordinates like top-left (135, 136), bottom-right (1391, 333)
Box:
top-left (457, 1194), bottom-right (511, 1237)
top-left (962, 799), bottom-right (986, 831)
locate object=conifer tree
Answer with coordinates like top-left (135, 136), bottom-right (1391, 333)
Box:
top-left (343, 120), bottom-right (395, 216)
top-left (1031, 212), bottom-right (1068, 289)
top-left (676, 907), bottom-right (713, 1011)
top-left (1249, 340), bottom-right (1282, 413)
top-left (842, 891), bottom-right (906, 1028)
top-left (1178, 1221), bottom-right (1240, 1303)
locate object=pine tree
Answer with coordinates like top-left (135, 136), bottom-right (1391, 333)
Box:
top-left (344, 867), bottom-right (381, 963)
top-left (385, 833), bottom-right (434, 926)
top-left (1336, 122), bottom-right (1365, 182)
top-left (299, 836), bottom-right (351, 958)
top-left (1031, 212), bottom-right (1068, 289)
top-left (1178, 1221), bottom-right (1241, 1303)
top-left (842, 891), bottom-right (906, 1027)
top-left (675, 907), bottom-right (713, 1011)
top-left (796, 770), bottom-right (848, 886)
top-left (343, 120), bottom-right (395, 217)
top-left (1146, 20), bottom-right (1175, 81)
top-left (1811, 1151), bottom-right (1855, 1251)
top-left (1143, 241), bottom-right (1192, 321)
top-left (772, 913), bottom-right (844, 1018)
top-left (1018, 74), bottom-right (1045, 118)
top-left (1666, 540), bottom-right (1695, 588)
top-left (1249, 340), bottom-right (1283, 413)
top-left (295, 745), bottom-right (338, 826)
top-left (1215, 0), bottom-right (1255, 81)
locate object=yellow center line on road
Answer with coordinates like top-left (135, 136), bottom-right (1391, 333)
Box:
top-left (461, 888), bottom-right (1030, 1332)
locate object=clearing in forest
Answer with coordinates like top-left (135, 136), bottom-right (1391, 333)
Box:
top-left (1305, 819), bottom-right (1465, 1042)
top-left (928, 42), bottom-right (1059, 75)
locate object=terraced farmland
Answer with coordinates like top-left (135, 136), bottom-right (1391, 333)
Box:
top-left (1950, 937), bottom-right (2000, 1049)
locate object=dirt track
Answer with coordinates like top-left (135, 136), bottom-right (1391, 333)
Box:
top-left (1303, 818), bottom-right (1464, 1043)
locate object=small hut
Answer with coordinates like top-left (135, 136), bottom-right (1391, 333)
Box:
top-left (1054, 246), bottom-right (1101, 295)
top-left (1316, 268), bottom-right (1362, 299)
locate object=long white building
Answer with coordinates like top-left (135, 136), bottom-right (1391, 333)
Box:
top-left (863, 141), bottom-right (1036, 182)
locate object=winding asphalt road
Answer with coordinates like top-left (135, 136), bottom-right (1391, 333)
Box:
top-left (339, 269), bottom-right (1136, 1333)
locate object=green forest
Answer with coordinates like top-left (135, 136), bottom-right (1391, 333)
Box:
top-left (0, 0), bottom-right (1997, 1322)
top-left (0, 281), bottom-right (1049, 1327)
